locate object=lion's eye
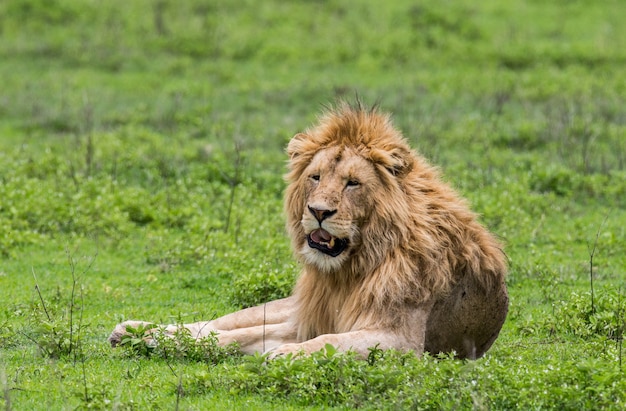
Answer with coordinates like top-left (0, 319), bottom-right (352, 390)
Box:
top-left (310, 174), bottom-right (320, 181)
top-left (346, 179), bottom-right (360, 187)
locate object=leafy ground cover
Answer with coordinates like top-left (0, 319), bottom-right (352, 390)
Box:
top-left (1, 0), bottom-right (625, 409)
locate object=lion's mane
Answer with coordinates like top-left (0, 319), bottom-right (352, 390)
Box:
top-left (284, 103), bottom-right (507, 344)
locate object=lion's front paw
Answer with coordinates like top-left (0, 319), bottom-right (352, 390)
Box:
top-left (108, 320), bottom-right (156, 347)
top-left (265, 343), bottom-right (306, 360)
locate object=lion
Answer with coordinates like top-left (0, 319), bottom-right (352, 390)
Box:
top-left (109, 102), bottom-right (509, 359)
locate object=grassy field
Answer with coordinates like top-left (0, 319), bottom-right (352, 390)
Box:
top-left (1, 0), bottom-right (626, 409)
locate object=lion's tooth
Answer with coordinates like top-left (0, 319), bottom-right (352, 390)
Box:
top-left (329, 237), bottom-right (335, 248)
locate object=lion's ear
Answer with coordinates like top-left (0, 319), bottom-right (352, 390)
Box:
top-left (371, 145), bottom-right (414, 178)
top-left (287, 133), bottom-right (310, 160)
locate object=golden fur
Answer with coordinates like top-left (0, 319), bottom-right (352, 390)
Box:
top-left (109, 103), bottom-right (509, 359)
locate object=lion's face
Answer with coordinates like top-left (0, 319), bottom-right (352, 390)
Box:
top-left (295, 145), bottom-right (382, 272)
top-left (285, 104), bottom-right (416, 274)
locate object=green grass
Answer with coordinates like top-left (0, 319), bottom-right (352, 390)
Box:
top-left (1, 0), bottom-right (626, 409)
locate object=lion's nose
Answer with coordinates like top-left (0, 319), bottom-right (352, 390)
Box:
top-left (308, 206), bottom-right (337, 223)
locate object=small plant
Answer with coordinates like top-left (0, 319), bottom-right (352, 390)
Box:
top-left (27, 248), bottom-right (95, 360)
top-left (216, 345), bottom-right (368, 406)
top-left (588, 212), bottom-right (610, 314)
top-left (153, 328), bottom-right (242, 365)
top-left (222, 139), bottom-right (246, 234)
top-left (28, 316), bottom-right (80, 360)
top-left (72, 383), bottom-right (113, 411)
top-left (117, 323), bottom-right (158, 357)
top-left (366, 343), bottom-right (385, 366)
top-left (545, 289), bottom-right (626, 339)
top-left (119, 324), bottom-right (242, 365)
top-left (22, 247), bottom-right (101, 408)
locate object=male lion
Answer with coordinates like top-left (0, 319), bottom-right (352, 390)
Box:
top-left (109, 103), bottom-right (509, 359)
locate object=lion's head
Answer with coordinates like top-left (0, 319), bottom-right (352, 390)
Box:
top-left (285, 103), bottom-right (427, 277)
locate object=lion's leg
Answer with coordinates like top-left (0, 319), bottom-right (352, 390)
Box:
top-left (206, 297), bottom-right (296, 331)
top-left (108, 297), bottom-right (297, 354)
top-left (269, 303), bottom-right (433, 358)
top-left (211, 322), bottom-right (298, 354)
top-left (268, 328), bottom-right (424, 359)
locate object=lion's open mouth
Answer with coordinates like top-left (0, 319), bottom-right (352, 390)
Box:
top-left (307, 228), bottom-right (349, 257)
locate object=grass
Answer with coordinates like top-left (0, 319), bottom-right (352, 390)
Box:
top-left (1, 0), bottom-right (626, 409)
